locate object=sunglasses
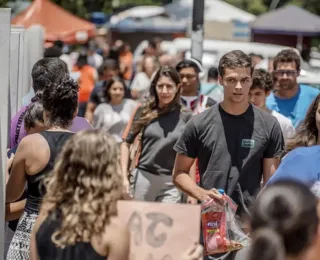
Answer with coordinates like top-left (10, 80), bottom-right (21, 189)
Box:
top-left (273, 70), bottom-right (297, 77)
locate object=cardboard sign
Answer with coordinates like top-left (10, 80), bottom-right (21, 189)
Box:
top-left (117, 201), bottom-right (201, 260)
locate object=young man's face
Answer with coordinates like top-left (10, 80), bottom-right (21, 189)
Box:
top-left (249, 88), bottom-right (270, 109)
top-left (219, 67), bottom-right (252, 104)
top-left (273, 61), bottom-right (299, 90)
top-left (179, 67), bottom-right (199, 95)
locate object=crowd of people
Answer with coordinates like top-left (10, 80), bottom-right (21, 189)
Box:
top-left (4, 36), bottom-right (320, 260)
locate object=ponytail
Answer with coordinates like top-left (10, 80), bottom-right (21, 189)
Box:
top-left (249, 228), bottom-right (285, 260)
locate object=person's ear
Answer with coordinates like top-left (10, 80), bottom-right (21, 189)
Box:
top-left (73, 108), bottom-right (78, 119)
top-left (218, 75), bottom-right (223, 86)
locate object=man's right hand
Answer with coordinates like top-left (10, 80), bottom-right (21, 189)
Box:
top-left (198, 188), bottom-right (223, 202)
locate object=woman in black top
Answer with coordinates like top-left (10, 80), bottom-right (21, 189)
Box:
top-left (121, 66), bottom-right (192, 202)
top-left (30, 130), bottom-right (129, 260)
top-left (6, 77), bottom-right (79, 260)
top-left (5, 101), bottom-right (46, 257)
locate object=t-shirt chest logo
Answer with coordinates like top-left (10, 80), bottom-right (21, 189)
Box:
top-left (241, 139), bottom-right (255, 148)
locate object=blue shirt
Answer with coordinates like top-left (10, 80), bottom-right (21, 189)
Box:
top-left (200, 83), bottom-right (224, 103)
top-left (266, 146), bottom-right (320, 197)
top-left (266, 84), bottom-right (319, 128)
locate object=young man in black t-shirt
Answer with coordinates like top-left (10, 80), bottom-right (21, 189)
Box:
top-left (173, 50), bottom-right (284, 260)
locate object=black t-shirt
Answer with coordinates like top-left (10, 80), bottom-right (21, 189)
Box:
top-left (174, 104), bottom-right (284, 213)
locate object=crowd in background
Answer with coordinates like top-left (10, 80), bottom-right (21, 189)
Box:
top-left (4, 33), bottom-right (320, 260)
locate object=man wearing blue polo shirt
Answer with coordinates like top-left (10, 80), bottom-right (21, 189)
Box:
top-left (267, 49), bottom-right (319, 128)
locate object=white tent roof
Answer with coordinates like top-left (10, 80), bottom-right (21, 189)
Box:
top-left (166, 0), bottom-right (256, 23)
top-left (110, 6), bottom-right (166, 24)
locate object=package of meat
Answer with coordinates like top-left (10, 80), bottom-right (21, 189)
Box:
top-left (201, 189), bottom-right (250, 255)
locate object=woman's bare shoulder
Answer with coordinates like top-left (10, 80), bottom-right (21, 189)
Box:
top-left (17, 133), bottom-right (47, 152)
top-left (19, 133), bottom-right (50, 174)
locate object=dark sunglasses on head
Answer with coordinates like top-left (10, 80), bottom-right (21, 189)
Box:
top-left (273, 70), bottom-right (297, 77)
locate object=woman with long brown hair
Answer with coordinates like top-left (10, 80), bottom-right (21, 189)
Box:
top-left (121, 66), bottom-right (192, 202)
top-left (285, 93), bottom-right (320, 155)
top-left (30, 130), bottom-right (129, 260)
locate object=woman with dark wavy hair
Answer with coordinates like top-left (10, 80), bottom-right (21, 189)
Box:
top-left (30, 130), bottom-right (129, 260)
top-left (121, 66), bottom-right (192, 202)
top-left (285, 93), bottom-right (320, 155)
top-left (6, 77), bottom-right (78, 260)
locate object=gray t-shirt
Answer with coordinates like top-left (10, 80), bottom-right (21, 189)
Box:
top-left (174, 104), bottom-right (284, 213)
top-left (125, 108), bottom-right (192, 175)
top-left (93, 99), bottom-right (137, 142)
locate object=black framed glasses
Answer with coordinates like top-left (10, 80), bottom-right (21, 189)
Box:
top-left (273, 70), bottom-right (297, 77)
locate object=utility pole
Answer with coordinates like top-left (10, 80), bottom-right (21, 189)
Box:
top-left (269, 0), bottom-right (280, 10)
top-left (191, 0), bottom-right (204, 62)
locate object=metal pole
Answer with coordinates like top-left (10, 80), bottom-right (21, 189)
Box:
top-left (269, 0), bottom-right (280, 10)
top-left (296, 34), bottom-right (303, 52)
top-left (191, 0), bottom-right (204, 62)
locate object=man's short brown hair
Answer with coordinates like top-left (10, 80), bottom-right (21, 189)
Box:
top-left (218, 50), bottom-right (253, 77)
top-left (273, 49), bottom-right (301, 71)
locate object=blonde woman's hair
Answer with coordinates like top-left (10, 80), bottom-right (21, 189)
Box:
top-left (42, 129), bottom-right (124, 248)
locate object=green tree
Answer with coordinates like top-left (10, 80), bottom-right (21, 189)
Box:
top-left (247, 0), bottom-right (268, 15)
top-left (263, 0), bottom-right (320, 15)
top-left (0, 0), bottom-right (8, 8)
top-left (52, 0), bottom-right (162, 18)
top-left (227, 0), bottom-right (320, 16)
top-left (224, 0), bottom-right (247, 10)
top-left (291, 0), bottom-right (320, 15)
top-left (52, 0), bottom-right (88, 17)
top-left (225, 0), bottom-right (267, 14)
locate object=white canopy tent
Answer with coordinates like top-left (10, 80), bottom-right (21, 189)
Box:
top-left (110, 6), bottom-right (167, 24)
top-left (166, 0), bottom-right (256, 41)
top-left (166, 0), bottom-right (256, 23)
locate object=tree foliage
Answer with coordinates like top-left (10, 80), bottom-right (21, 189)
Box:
top-left (0, 0), bottom-right (8, 8)
top-left (51, 0), bottom-right (162, 18)
top-left (227, 0), bottom-right (320, 16)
